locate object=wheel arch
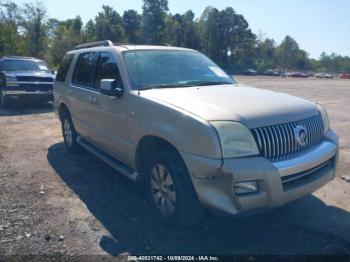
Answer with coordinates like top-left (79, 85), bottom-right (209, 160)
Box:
top-left (135, 135), bottom-right (188, 180)
top-left (58, 103), bottom-right (70, 121)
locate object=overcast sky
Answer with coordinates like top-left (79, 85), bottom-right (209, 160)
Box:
top-left (15, 0), bottom-right (350, 59)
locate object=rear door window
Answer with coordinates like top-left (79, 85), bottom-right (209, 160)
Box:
top-left (72, 52), bottom-right (96, 87)
top-left (56, 54), bottom-right (74, 82)
top-left (94, 52), bottom-right (121, 89)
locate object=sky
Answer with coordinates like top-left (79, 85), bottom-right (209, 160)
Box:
top-left (15, 0), bottom-right (350, 59)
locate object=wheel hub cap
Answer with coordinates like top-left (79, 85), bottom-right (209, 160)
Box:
top-left (150, 164), bottom-right (177, 216)
top-left (63, 119), bottom-right (73, 147)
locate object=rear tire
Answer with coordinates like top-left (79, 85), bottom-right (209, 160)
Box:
top-left (145, 149), bottom-right (203, 229)
top-left (61, 112), bottom-right (81, 153)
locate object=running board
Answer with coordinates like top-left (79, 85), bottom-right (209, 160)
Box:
top-left (77, 136), bottom-right (138, 181)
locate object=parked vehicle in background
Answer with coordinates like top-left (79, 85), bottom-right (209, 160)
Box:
top-left (340, 73), bottom-right (350, 79)
top-left (287, 72), bottom-right (308, 78)
top-left (241, 69), bottom-right (258, 76)
top-left (54, 41), bottom-right (339, 228)
top-left (315, 73), bottom-right (334, 79)
top-left (0, 56), bottom-right (55, 109)
top-left (263, 69), bottom-right (281, 76)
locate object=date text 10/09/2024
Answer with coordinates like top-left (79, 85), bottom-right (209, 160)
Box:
top-left (127, 256), bottom-right (220, 261)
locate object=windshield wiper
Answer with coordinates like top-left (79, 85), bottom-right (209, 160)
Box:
top-left (138, 80), bottom-right (233, 91)
top-left (182, 80), bottom-right (234, 86)
top-left (138, 83), bottom-right (193, 91)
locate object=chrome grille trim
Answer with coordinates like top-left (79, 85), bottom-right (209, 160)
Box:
top-left (252, 115), bottom-right (324, 161)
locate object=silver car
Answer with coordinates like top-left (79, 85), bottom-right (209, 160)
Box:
top-left (54, 41), bottom-right (339, 228)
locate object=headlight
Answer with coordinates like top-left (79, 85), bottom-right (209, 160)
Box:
top-left (6, 75), bottom-right (18, 87)
top-left (211, 121), bottom-right (259, 158)
top-left (317, 103), bottom-right (330, 134)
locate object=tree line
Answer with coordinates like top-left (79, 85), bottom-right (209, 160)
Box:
top-left (1, 0), bottom-right (349, 73)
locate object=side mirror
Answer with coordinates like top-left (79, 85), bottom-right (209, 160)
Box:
top-left (100, 79), bottom-right (124, 98)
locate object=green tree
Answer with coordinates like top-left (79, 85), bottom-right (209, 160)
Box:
top-left (17, 1), bottom-right (47, 58)
top-left (164, 13), bottom-right (183, 46)
top-left (49, 16), bottom-right (84, 66)
top-left (0, 1), bottom-right (25, 56)
top-left (164, 11), bottom-right (199, 49)
top-left (84, 19), bottom-right (96, 42)
top-left (274, 35), bottom-right (310, 70)
top-left (123, 10), bottom-right (141, 44)
top-left (318, 52), bottom-right (350, 73)
top-left (181, 11), bottom-right (200, 49)
top-left (198, 7), bottom-right (256, 72)
top-left (94, 5), bottom-right (126, 43)
top-left (142, 0), bottom-right (168, 44)
top-left (255, 38), bottom-right (276, 71)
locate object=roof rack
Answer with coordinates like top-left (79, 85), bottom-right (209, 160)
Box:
top-left (74, 40), bottom-right (113, 50)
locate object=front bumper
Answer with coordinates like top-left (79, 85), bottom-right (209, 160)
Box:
top-left (182, 129), bottom-right (339, 216)
top-left (2, 90), bottom-right (53, 101)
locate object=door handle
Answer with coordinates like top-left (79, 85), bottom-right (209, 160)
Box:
top-left (89, 96), bottom-right (97, 104)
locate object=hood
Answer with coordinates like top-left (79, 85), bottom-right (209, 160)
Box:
top-left (140, 84), bottom-right (319, 129)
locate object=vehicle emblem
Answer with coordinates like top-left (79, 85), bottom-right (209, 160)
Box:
top-left (34, 81), bottom-right (39, 85)
top-left (294, 125), bottom-right (308, 146)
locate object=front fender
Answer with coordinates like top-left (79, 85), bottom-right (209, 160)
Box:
top-left (132, 94), bottom-right (222, 160)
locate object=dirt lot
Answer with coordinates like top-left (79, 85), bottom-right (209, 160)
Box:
top-left (0, 76), bottom-right (350, 257)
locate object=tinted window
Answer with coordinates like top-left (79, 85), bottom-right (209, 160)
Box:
top-left (72, 52), bottom-right (96, 87)
top-left (1, 59), bottom-right (49, 72)
top-left (94, 52), bottom-right (120, 89)
top-left (56, 54), bottom-right (74, 82)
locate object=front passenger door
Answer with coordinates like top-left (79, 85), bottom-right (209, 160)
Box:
top-left (89, 52), bottom-right (134, 166)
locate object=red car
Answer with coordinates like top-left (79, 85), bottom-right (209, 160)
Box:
top-left (340, 73), bottom-right (350, 79)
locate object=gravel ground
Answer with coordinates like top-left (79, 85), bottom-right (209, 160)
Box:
top-left (0, 76), bottom-right (350, 258)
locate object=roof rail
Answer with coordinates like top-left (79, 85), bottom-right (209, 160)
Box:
top-left (74, 40), bottom-right (113, 50)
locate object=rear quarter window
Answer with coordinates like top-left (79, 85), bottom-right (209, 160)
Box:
top-left (56, 54), bottom-right (74, 82)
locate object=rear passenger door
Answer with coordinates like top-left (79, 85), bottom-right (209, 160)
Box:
top-left (68, 51), bottom-right (98, 140)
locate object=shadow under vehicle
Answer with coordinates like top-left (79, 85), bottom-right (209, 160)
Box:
top-left (47, 142), bottom-right (350, 256)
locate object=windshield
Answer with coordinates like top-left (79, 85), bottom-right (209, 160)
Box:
top-left (122, 50), bottom-right (235, 90)
top-left (1, 59), bottom-right (50, 72)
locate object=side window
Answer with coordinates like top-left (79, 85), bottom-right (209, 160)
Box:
top-left (56, 54), bottom-right (74, 82)
top-left (72, 52), bottom-right (96, 87)
top-left (94, 52), bottom-right (121, 89)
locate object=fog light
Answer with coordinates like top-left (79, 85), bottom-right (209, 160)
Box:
top-left (234, 181), bottom-right (258, 195)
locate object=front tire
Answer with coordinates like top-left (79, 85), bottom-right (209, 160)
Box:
top-left (0, 92), bottom-right (10, 109)
top-left (61, 112), bottom-right (81, 153)
top-left (146, 150), bottom-right (203, 229)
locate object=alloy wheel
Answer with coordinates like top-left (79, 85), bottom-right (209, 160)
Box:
top-left (150, 163), bottom-right (177, 216)
top-left (63, 119), bottom-right (73, 147)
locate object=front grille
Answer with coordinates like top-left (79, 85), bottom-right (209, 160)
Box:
top-left (251, 114), bottom-right (324, 161)
top-left (16, 76), bottom-right (54, 82)
top-left (18, 83), bottom-right (53, 91)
